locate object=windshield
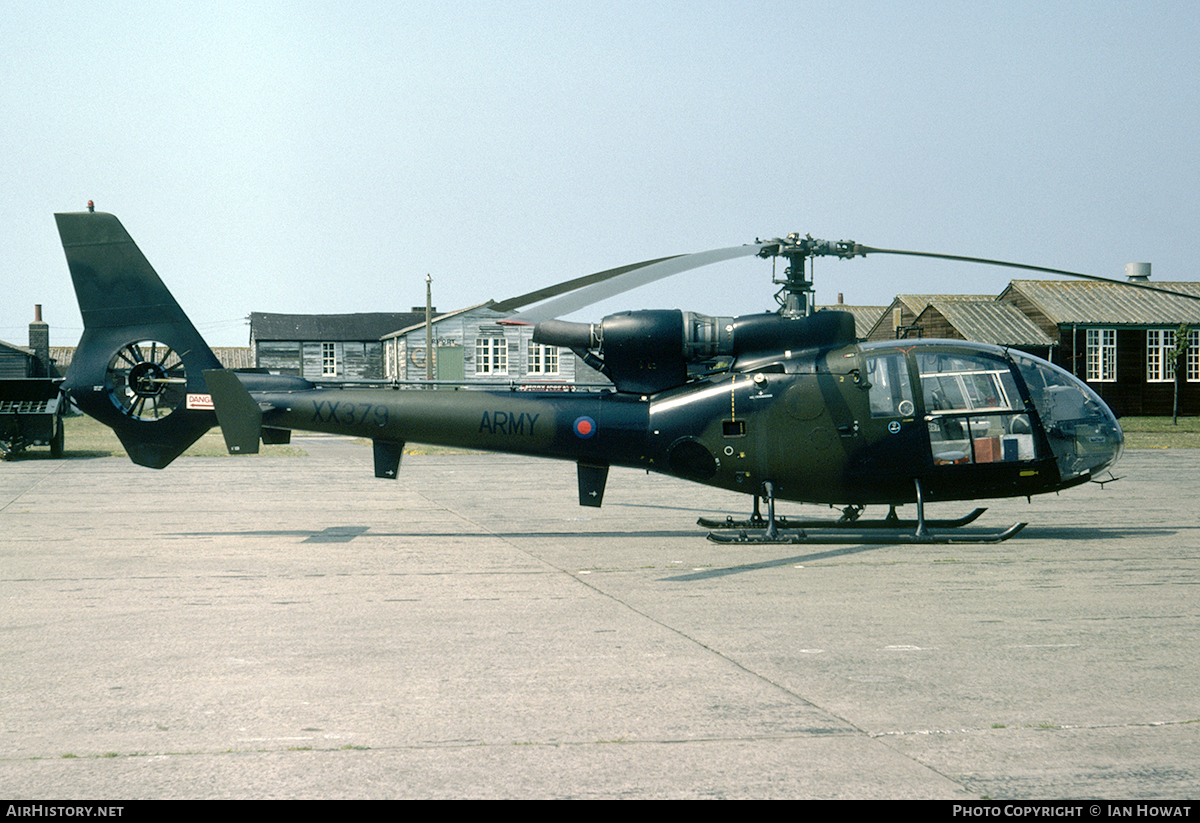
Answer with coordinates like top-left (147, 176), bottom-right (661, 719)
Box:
top-left (1009, 351), bottom-right (1123, 479)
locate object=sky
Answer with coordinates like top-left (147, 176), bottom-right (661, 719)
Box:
top-left (3, 0), bottom-right (1198, 348)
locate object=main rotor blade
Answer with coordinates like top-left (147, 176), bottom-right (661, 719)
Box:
top-left (858, 246), bottom-right (1200, 302)
top-left (501, 243), bottom-right (771, 325)
top-left (491, 255), bottom-right (682, 313)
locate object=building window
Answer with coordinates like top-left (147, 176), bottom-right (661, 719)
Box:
top-left (1189, 330), bottom-right (1200, 383)
top-left (527, 342), bottom-right (559, 375)
top-left (322, 342), bottom-right (337, 376)
top-left (1147, 329), bottom-right (1175, 382)
top-left (1149, 328), bottom-right (1200, 383)
top-left (1086, 329), bottom-right (1116, 382)
top-left (475, 336), bottom-right (507, 375)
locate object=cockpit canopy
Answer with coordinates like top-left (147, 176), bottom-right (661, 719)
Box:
top-left (861, 341), bottom-right (1123, 481)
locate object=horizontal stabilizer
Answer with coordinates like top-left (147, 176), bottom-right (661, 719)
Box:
top-left (204, 370), bottom-right (262, 454)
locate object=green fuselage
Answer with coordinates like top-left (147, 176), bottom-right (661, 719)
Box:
top-left (245, 337), bottom-right (1119, 508)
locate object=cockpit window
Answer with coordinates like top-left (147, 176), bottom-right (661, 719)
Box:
top-left (865, 352), bottom-right (915, 418)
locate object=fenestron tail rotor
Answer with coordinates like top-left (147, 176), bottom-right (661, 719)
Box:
top-left (106, 340), bottom-right (189, 420)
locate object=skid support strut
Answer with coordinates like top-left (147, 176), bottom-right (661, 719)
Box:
top-left (705, 478), bottom-right (1027, 545)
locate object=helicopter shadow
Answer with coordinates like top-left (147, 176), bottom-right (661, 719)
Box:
top-left (174, 527), bottom-right (708, 543)
top-left (658, 523), bottom-right (1190, 582)
top-left (660, 542), bottom-right (889, 582)
top-left (1017, 525), bottom-right (1183, 541)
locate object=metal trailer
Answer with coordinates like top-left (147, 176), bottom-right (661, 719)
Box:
top-left (0, 379), bottom-right (65, 459)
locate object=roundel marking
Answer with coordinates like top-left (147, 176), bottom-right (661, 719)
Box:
top-left (573, 416), bottom-right (597, 439)
top-left (888, 420), bottom-right (902, 434)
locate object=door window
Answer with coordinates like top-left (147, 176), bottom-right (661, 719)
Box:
top-left (917, 352), bottom-right (1034, 465)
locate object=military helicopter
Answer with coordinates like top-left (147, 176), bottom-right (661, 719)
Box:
top-left (57, 209), bottom-right (1142, 544)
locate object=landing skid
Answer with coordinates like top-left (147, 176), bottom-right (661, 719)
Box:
top-left (699, 507), bottom-right (988, 531)
top-left (706, 521), bottom-right (1026, 545)
top-left (703, 481), bottom-right (1026, 545)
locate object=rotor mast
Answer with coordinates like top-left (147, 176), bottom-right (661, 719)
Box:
top-left (758, 233), bottom-right (863, 319)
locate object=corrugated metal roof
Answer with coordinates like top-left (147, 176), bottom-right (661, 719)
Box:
top-left (250, 312), bottom-right (430, 341)
top-left (924, 299), bottom-right (1054, 347)
top-left (816, 305), bottom-right (887, 337)
top-left (212, 347), bottom-right (254, 369)
top-left (1006, 280), bottom-right (1200, 325)
top-left (861, 294), bottom-right (993, 338)
top-left (382, 302), bottom-right (504, 339)
top-left (895, 294), bottom-right (991, 313)
top-left (47, 347), bottom-right (251, 369)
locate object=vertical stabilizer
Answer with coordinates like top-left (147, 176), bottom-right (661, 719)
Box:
top-left (56, 211), bottom-right (222, 468)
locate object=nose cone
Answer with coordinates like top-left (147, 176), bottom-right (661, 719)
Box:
top-left (1079, 396), bottom-right (1124, 477)
top-left (1054, 366), bottom-right (1124, 478)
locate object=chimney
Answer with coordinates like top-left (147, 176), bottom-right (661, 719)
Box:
top-left (29, 305), bottom-right (50, 377)
top-left (1125, 262), bottom-right (1151, 282)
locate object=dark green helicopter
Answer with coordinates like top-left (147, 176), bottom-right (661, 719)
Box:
top-left (58, 210), bottom-right (1137, 544)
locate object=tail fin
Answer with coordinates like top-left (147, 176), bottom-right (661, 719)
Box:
top-left (56, 211), bottom-right (222, 468)
top-left (203, 369), bottom-right (262, 455)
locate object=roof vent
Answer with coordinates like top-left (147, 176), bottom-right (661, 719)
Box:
top-left (1125, 262), bottom-right (1151, 282)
